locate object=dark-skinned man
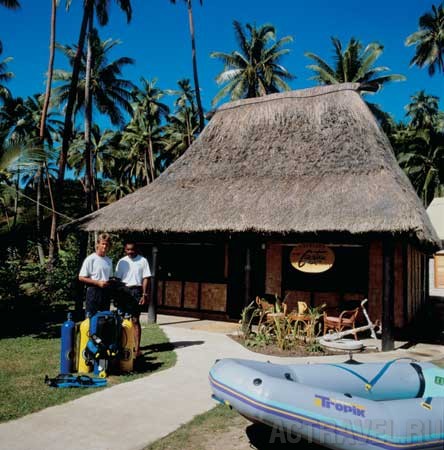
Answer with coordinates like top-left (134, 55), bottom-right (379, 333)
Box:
top-left (115, 242), bottom-right (151, 357)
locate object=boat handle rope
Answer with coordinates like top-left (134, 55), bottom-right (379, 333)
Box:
top-left (327, 364), bottom-right (369, 385)
top-left (366, 358), bottom-right (418, 391)
top-left (328, 358), bottom-right (418, 391)
top-left (421, 397), bottom-right (433, 410)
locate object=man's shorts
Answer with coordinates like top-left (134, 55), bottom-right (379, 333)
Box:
top-left (115, 286), bottom-right (143, 317)
top-left (85, 286), bottom-right (111, 317)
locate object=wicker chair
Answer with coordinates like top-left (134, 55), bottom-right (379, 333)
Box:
top-left (287, 301), bottom-right (311, 325)
top-left (255, 296), bottom-right (287, 323)
top-left (323, 307), bottom-right (360, 339)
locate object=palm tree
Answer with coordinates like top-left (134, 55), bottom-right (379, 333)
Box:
top-left (102, 179), bottom-right (133, 203)
top-left (68, 126), bottom-right (120, 207)
top-left (211, 21), bottom-right (294, 106)
top-left (38, 0), bottom-right (58, 264)
top-left (54, 33), bottom-right (135, 126)
top-left (0, 41), bottom-right (13, 103)
top-left (395, 128), bottom-right (444, 206)
top-left (124, 78), bottom-right (170, 183)
top-left (122, 117), bottom-right (164, 185)
top-left (405, 91), bottom-right (440, 129)
top-left (169, 0), bottom-right (205, 131)
top-left (0, 94), bottom-right (58, 232)
top-left (305, 37), bottom-right (405, 89)
top-left (54, 30), bottom-right (135, 211)
top-left (0, 95), bottom-right (60, 145)
top-left (57, 0), bottom-right (132, 216)
top-left (305, 37), bottom-right (405, 125)
top-left (161, 79), bottom-right (199, 168)
top-left (0, 0), bottom-right (20, 226)
top-left (405, 3), bottom-right (444, 76)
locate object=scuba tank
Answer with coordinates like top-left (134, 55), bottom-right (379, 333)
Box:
top-left (119, 314), bottom-right (135, 373)
top-left (85, 311), bottom-right (121, 377)
top-left (77, 314), bottom-right (92, 373)
top-left (60, 313), bottom-right (75, 373)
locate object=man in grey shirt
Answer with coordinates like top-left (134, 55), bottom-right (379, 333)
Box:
top-left (79, 234), bottom-right (113, 317)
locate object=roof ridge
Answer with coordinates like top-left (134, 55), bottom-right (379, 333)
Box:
top-left (216, 83), bottom-right (361, 113)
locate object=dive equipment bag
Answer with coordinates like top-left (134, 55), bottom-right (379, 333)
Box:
top-left (45, 373), bottom-right (107, 388)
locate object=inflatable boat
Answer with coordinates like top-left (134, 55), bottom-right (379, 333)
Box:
top-left (209, 358), bottom-right (444, 450)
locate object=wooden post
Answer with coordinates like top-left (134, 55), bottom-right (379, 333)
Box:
top-left (148, 245), bottom-right (158, 324)
top-left (75, 232), bottom-right (88, 319)
top-left (244, 247), bottom-right (251, 306)
top-left (382, 239), bottom-right (395, 351)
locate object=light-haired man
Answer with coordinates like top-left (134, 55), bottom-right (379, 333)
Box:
top-left (79, 233), bottom-right (113, 317)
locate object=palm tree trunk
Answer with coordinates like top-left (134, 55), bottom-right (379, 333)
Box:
top-left (36, 168), bottom-right (45, 264)
top-left (186, 0), bottom-right (205, 132)
top-left (55, 0), bottom-right (91, 211)
top-left (93, 154), bottom-right (100, 209)
top-left (40, 0), bottom-right (57, 265)
top-left (51, 1), bottom-right (90, 263)
top-left (1, 198), bottom-right (11, 230)
top-left (148, 134), bottom-right (155, 182)
top-left (186, 110), bottom-right (192, 147)
top-left (12, 168), bottom-right (19, 228)
top-left (45, 161), bottom-right (58, 264)
top-left (143, 149), bottom-right (149, 185)
top-left (84, 8), bottom-right (94, 213)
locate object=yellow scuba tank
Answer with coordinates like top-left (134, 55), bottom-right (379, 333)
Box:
top-left (119, 314), bottom-right (135, 373)
top-left (77, 315), bottom-right (92, 373)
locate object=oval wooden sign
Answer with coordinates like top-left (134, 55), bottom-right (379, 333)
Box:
top-left (290, 244), bottom-right (335, 273)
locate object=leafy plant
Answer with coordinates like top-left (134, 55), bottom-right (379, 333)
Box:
top-left (239, 298), bottom-right (327, 353)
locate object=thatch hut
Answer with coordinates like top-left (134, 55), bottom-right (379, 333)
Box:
top-left (68, 83), bottom-right (439, 349)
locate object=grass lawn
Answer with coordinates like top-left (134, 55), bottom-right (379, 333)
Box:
top-left (144, 404), bottom-right (321, 450)
top-left (0, 323), bottom-right (176, 422)
top-left (144, 404), bottom-right (244, 450)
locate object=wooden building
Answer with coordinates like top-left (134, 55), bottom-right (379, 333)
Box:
top-left (69, 83), bottom-right (440, 349)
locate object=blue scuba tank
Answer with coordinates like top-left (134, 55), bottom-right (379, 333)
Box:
top-left (60, 313), bottom-right (75, 373)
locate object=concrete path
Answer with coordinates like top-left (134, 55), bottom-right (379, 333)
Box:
top-left (1, 321), bottom-right (443, 450)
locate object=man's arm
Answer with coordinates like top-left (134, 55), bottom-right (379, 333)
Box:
top-left (114, 259), bottom-right (122, 281)
top-left (78, 276), bottom-right (109, 288)
top-left (139, 277), bottom-right (150, 305)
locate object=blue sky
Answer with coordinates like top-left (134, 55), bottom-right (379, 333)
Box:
top-left (1, 0), bottom-right (443, 128)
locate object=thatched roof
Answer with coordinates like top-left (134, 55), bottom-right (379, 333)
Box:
top-left (68, 83), bottom-right (440, 248)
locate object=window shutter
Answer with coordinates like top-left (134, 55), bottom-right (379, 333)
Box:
top-left (434, 254), bottom-right (444, 289)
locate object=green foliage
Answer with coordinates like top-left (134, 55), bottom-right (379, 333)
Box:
top-left (239, 298), bottom-right (326, 353)
top-left (0, 236), bottom-right (82, 336)
top-left (390, 90), bottom-right (444, 206)
top-left (0, 40), bottom-right (13, 103)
